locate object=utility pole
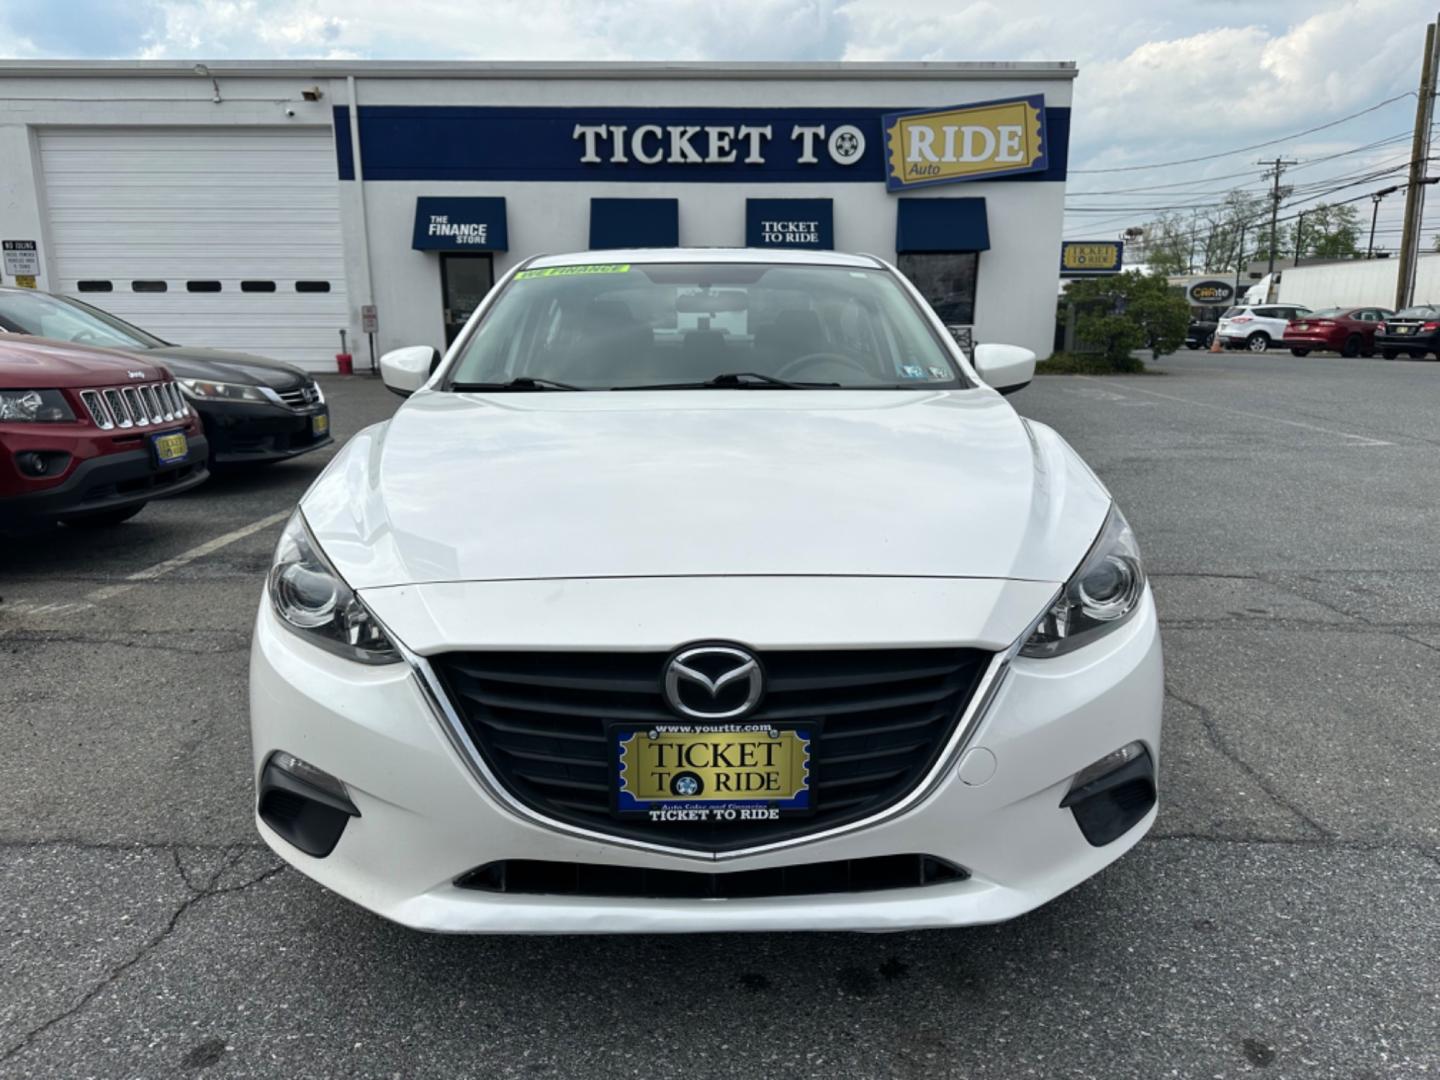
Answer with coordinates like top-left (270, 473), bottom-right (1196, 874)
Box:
top-left (1294, 212), bottom-right (1306, 267)
top-left (1233, 223), bottom-right (1246, 298)
top-left (1258, 157), bottom-right (1298, 275)
top-left (1188, 216), bottom-right (1199, 274)
top-left (1395, 17), bottom-right (1439, 309)
top-left (1370, 185), bottom-right (1399, 258)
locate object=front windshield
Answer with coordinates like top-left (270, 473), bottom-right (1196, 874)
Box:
top-left (0, 291), bottom-right (165, 349)
top-left (446, 262), bottom-right (965, 390)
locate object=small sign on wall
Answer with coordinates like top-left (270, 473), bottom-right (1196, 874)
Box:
top-left (361, 305), bottom-right (379, 334)
top-left (3, 240), bottom-right (39, 284)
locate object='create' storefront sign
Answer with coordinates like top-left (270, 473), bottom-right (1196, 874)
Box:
top-left (338, 101), bottom-right (1070, 189)
top-left (1060, 241), bottom-right (1124, 276)
top-left (745, 199), bottom-right (834, 249)
top-left (1187, 279), bottom-right (1235, 305)
top-left (412, 197), bottom-right (508, 251)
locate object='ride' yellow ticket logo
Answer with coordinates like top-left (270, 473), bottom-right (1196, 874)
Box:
top-left (884, 95), bottom-right (1047, 190)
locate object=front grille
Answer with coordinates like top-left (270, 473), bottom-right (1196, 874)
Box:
top-left (455, 854), bottom-right (968, 899)
top-left (81, 381), bottom-right (187, 430)
top-left (431, 647), bottom-right (990, 851)
top-left (275, 381), bottom-right (322, 409)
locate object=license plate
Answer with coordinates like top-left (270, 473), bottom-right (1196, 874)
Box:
top-left (151, 431), bottom-right (188, 464)
top-left (312, 412), bottom-right (329, 437)
top-left (614, 724), bottom-right (812, 823)
top-left (1395, 326), bottom-right (1412, 334)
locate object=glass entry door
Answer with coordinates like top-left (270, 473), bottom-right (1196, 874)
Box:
top-left (440, 253), bottom-right (495, 345)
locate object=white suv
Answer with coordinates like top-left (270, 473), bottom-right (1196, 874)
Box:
top-left (1217, 303), bottom-right (1311, 353)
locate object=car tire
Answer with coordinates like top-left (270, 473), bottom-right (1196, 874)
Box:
top-left (1411, 350), bottom-right (1426, 359)
top-left (1246, 332), bottom-right (1270, 353)
top-left (1289, 348), bottom-right (1310, 357)
top-left (1340, 334), bottom-right (1362, 358)
top-left (1381, 349), bottom-right (1398, 359)
top-left (59, 503), bottom-right (147, 528)
top-left (1185, 343), bottom-right (1199, 350)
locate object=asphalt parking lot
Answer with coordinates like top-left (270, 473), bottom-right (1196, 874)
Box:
top-left (2, 351), bottom-right (1438, 1079)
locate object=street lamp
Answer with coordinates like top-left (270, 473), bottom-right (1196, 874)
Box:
top-left (1369, 186), bottom-right (1399, 258)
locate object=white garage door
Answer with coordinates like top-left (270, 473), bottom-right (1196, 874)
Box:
top-left (39, 127), bottom-right (348, 371)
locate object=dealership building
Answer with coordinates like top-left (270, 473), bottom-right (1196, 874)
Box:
top-left (0, 61), bottom-right (1075, 371)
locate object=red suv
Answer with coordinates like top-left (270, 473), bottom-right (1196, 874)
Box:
top-left (1282, 307), bottom-right (1392, 357)
top-left (2, 337), bottom-right (208, 529)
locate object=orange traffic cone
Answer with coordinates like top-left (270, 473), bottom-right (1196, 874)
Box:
top-left (1209, 330), bottom-right (1222, 354)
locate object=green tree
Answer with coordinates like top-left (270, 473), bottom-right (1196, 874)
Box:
top-left (1296, 202), bottom-right (1360, 260)
top-left (1063, 271), bottom-right (1190, 370)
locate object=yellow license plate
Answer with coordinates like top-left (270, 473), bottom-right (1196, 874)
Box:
top-left (152, 431), bottom-right (188, 464)
top-left (615, 725), bottom-right (812, 822)
top-left (312, 413), bottom-right (329, 436)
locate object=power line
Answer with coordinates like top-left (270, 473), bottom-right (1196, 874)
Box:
top-left (1069, 92), bottom-right (1416, 174)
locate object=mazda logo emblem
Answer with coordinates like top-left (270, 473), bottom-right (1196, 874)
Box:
top-left (663, 645), bottom-right (764, 720)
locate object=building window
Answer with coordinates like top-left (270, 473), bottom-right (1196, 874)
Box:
top-left (295, 281), bottom-right (331, 293)
top-left (131, 280), bottom-right (168, 293)
top-left (77, 281), bottom-right (113, 292)
top-left (897, 253), bottom-right (979, 326)
top-left (241, 280), bottom-right (277, 293)
top-left (187, 280), bottom-right (222, 293)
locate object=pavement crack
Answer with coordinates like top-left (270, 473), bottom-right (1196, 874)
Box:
top-left (0, 629), bottom-right (249, 656)
top-left (0, 860), bottom-right (285, 1064)
top-left (1165, 686), bottom-right (1334, 840)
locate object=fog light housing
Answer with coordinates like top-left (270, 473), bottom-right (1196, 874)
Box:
top-left (257, 751), bottom-right (359, 857)
top-left (1060, 741), bottom-right (1156, 846)
top-left (16, 450), bottom-right (71, 478)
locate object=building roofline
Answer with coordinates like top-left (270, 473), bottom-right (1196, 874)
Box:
top-left (0, 59), bottom-right (1078, 81)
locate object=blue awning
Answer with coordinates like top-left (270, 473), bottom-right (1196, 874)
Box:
top-left (894, 198), bottom-right (990, 253)
top-left (745, 199), bottom-right (834, 250)
top-left (589, 198), bottom-right (679, 250)
top-left (412, 196), bottom-right (508, 251)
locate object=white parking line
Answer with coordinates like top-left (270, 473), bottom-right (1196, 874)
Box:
top-left (83, 509), bottom-right (291, 604)
top-left (1078, 377), bottom-right (1395, 447)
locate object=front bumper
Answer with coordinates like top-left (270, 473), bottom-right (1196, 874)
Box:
top-left (2, 436), bottom-right (209, 521)
top-left (195, 400), bottom-right (332, 464)
top-left (250, 581), bottom-right (1164, 933)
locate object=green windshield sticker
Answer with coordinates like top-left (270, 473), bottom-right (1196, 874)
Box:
top-left (514, 264), bottom-right (631, 280)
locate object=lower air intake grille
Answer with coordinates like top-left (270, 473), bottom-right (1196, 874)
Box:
top-left (456, 854), bottom-right (968, 899)
top-left (430, 647), bottom-right (990, 851)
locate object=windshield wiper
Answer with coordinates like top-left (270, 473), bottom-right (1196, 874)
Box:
top-left (616, 371), bottom-right (841, 391)
top-left (450, 377), bottom-right (583, 392)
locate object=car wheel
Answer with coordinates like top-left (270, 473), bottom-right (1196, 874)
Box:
top-left (1185, 342), bottom-right (1199, 350)
top-left (59, 503), bottom-right (147, 528)
top-left (1247, 332), bottom-right (1270, 353)
top-left (1411, 349), bottom-right (1426, 359)
top-left (1340, 334), bottom-right (1362, 358)
top-left (1381, 349), bottom-right (1398, 359)
top-left (1289, 348), bottom-right (1310, 357)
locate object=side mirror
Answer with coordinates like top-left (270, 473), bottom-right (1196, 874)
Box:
top-left (380, 346), bottom-right (441, 398)
top-left (972, 343), bottom-right (1036, 396)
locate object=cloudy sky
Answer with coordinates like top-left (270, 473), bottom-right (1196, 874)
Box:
top-left (1, 0), bottom-right (1434, 249)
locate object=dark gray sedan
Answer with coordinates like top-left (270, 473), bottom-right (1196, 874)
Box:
top-left (0, 287), bottom-right (331, 467)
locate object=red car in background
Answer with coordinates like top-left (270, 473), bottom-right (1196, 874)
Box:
top-left (1, 337), bottom-right (208, 530)
top-left (1282, 306), bottom-right (1392, 357)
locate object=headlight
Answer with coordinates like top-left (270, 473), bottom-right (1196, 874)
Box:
top-left (267, 511), bottom-right (400, 664)
top-left (1021, 506), bottom-right (1146, 658)
top-left (178, 378), bottom-right (269, 403)
top-left (0, 388), bottom-right (74, 422)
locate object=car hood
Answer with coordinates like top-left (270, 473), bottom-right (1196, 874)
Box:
top-left (0, 335), bottom-right (175, 388)
top-left (301, 389), bottom-right (1114, 590)
top-left (145, 345), bottom-right (308, 388)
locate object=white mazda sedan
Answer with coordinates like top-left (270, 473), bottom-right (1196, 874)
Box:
top-left (249, 249), bottom-right (1163, 933)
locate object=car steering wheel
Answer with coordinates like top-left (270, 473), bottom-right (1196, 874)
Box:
top-left (774, 352), bottom-right (873, 381)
